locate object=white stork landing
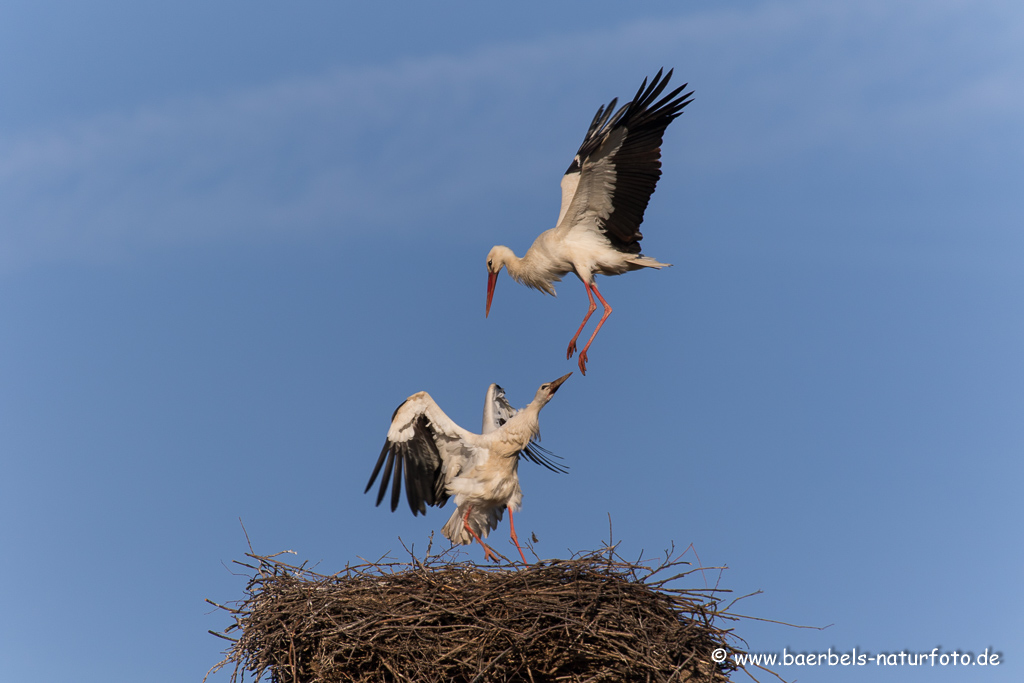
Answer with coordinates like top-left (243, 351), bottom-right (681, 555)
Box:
top-left (365, 373), bottom-right (571, 563)
top-left (485, 69), bottom-right (693, 375)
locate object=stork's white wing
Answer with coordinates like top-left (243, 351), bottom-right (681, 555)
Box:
top-left (365, 391), bottom-right (475, 516)
top-left (555, 69), bottom-right (693, 252)
top-left (482, 383), bottom-right (517, 433)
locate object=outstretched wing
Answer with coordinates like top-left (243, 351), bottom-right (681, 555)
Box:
top-left (555, 69), bottom-right (693, 253)
top-left (482, 383), bottom-right (517, 433)
top-left (365, 391), bottom-right (474, 516)
top-left (482, 383), bottom-right (568, 474)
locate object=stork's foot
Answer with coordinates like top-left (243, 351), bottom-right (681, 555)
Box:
top-left (577, 350), bottom-right (589, 376)
top-left (566, 339), bottom-right (577, 360)
top-left (480, 541), bottom-right (498, 563)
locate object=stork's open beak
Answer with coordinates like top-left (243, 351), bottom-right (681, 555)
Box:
top-left (485, 271), bottom-right (498, 317)
top-left (548, 372), bottom-right (572, 394)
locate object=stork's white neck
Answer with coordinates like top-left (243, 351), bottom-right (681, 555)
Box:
top-left (490, 243), bottom-right (562, 296)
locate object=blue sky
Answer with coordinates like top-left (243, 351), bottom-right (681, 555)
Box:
top-left (1, 1), bottom-right (1021, 681)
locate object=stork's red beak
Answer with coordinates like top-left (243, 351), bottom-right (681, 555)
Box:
top-left (485, 271), bottom-right (498, 317)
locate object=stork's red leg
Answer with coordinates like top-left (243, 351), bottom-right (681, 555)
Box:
top-left (577, 283), bottom-right (612, 376)
top-left (462, 506), bottom-right (496, 562)
top-left (507, 506), bottom-right (528, 564)
top-left (567, 282), bottom-right (598, 362)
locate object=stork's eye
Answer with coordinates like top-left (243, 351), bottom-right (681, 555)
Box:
top-left (487, 259), bottom-right (493, 269)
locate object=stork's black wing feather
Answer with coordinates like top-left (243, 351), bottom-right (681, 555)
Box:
top-left (565, 68), bottom-right (694, 253)
top-left (365, 402), bottom-right (452, 516)
top-left (520, 440), bottom-right (569, 474)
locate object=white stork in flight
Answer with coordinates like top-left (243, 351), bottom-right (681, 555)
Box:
top-left (485, 69), bottom-right (693, 375)
top-left (365, 373), bottom-right (571, 563)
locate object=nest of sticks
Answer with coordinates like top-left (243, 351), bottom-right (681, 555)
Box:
top-left (207, 540), bottom-right (756, 683)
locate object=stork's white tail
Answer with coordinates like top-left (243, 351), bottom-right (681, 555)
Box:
top-left (442, 504), bottom-right (505, 545)
top-left (626, 255), bottom-right (672, 269)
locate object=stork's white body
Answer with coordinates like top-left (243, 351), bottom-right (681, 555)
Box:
top-left (366, 375), bottom-right (570, 562)
top-left (488, 232), bottom-right (669, 297)
top-left (486, 69), bottom-right (692, 374)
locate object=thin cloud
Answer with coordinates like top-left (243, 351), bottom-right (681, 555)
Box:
top-left (0, 0), bottom-right (1019, 271)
